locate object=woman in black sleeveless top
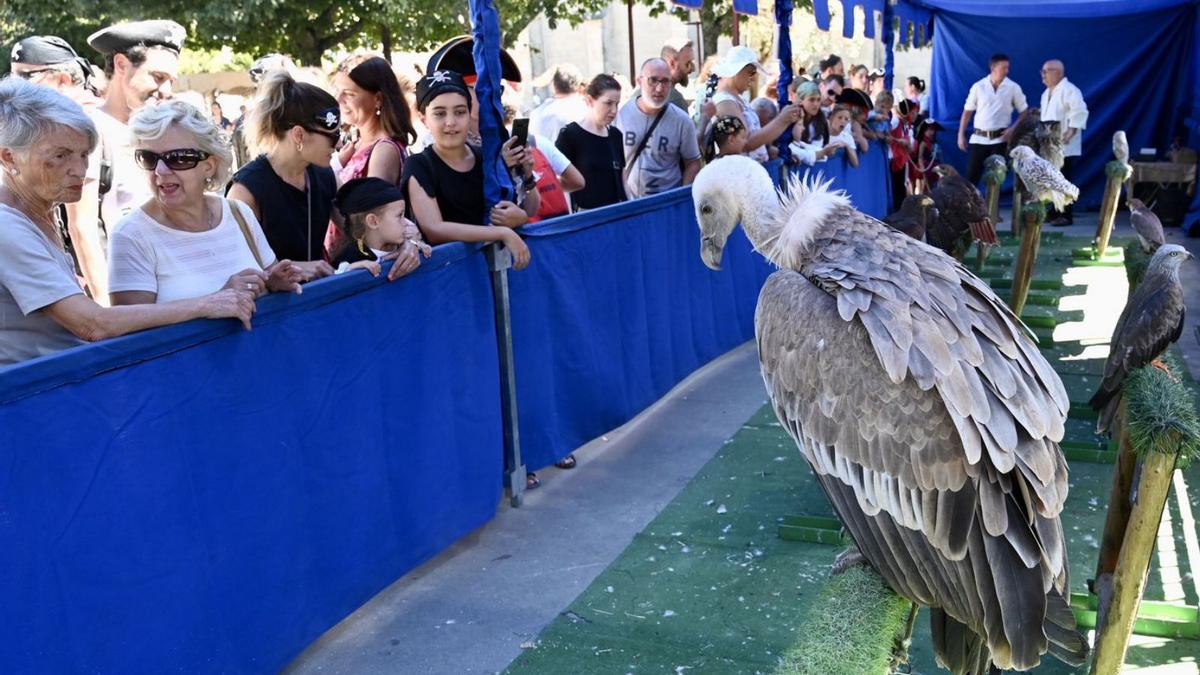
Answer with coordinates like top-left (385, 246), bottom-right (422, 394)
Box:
top-left (227, 71), bottom-right (341, 280)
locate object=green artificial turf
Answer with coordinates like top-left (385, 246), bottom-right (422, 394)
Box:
top-left (776, 566), bottom-right (912, 675)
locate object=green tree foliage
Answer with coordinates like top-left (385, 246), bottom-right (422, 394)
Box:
top-left (0, 0), bottom-right (774, 71)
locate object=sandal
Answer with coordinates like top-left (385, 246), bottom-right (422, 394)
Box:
top-left (554, 454), bottom-right (577, 470)
top-left (525, 472), bottom-right (540, 490)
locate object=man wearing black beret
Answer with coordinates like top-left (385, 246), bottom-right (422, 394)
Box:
top-left (65, 19), bottom-right (186, 303)
top-left (9, 35), bottom-right (98, 106)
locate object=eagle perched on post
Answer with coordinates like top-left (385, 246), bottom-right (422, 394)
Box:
top-left (692, 156), bottom-right (1087, 675)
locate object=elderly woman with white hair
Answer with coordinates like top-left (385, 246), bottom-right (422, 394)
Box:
top-left (0, 78), bottom-right (254, 367)
top-left (108, 100), bottom-right (303, 307)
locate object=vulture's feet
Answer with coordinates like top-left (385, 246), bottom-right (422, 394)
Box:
top-left (831, 544), bottom-right (868, 576)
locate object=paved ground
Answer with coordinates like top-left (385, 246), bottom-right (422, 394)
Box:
top-left (284, 343), bottom-right (770, 675)
top-left (286, 208), bottom-right (1200, 675)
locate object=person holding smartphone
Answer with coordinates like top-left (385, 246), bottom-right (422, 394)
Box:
top-left (401, 70), bottom-right (537, 268)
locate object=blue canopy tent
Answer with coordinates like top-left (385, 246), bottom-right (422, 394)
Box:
top-left (812, 0), bottom-right (1200, 218)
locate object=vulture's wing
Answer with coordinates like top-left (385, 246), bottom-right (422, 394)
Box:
top-left (758, 269), bottom-right (1083, 672)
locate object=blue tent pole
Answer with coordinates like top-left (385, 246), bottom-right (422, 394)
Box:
top-left (882, 0), bottom-right (895, 92)
top-left (470, 0), bottom-right (514, 214)
top-left (469, 0), bottom-right (526, 507)
top-left (775, 0), bottom-right (794, 165)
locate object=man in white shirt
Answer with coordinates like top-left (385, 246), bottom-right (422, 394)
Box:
top-left (958, 53), bottom-right (1027, 186)
top-left (1039, 59), bottom-right (1088, 225)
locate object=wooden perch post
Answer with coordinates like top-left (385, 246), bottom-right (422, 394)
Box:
top-left (1092, 403), bottom-right (1134, 624)
top-left (1089, 360), bottom-right (1199, 674)
top-left (1008, 201), bottom-right (1045, 315)
top-left (979, 158), bottom-right (1007, 272)
top-left (1093, 161), bottom-right (1131, 259)
top-left (1011, 178), bottom-right (1025, 238)
top-left (1089, 443), bottom-right (1179, 674)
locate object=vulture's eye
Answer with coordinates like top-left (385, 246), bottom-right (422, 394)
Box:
top-left (701, 204), bottom-right (713, 215)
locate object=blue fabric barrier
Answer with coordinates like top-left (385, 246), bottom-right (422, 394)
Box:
top-left (790, 140), bottom-right (894, 218)
top-left (926, 2), bottom-right (1197, 210)
top-left (0, 244), bottom-right (504, 674)
top-left (507, 189), bottom-right (775, 471)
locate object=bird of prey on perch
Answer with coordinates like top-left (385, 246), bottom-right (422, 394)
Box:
top-left (1009, 146), bottom-right (1079, 212)
top-left (884, 193), bottom-right (939, 241)
top-left (1113, 130), bottom-right (1130, 166)
top-left (929, 165), bottom-right (997, 261)
top-left (1127, 198), bottom-right (1165, 254)
top-left (692, 156), bottom-right (1087, 675)
top-left (1090, 244), bottom-right (1192, 433)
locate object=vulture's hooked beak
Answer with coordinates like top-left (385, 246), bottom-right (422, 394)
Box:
top-left (700, 235), bottom-right (724, 271)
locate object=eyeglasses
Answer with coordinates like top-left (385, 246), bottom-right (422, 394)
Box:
top-left (646, 77), bottom-right (672, 89)
top-left (133, 148), bottom-right (211, 171)
top-left (15, 67), bottom-right (61, 80)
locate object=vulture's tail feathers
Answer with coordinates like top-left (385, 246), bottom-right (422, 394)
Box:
top-left (930, 607), bottom-right (993, 675)
top-left (1043, 589), bottom-right (1089, 666)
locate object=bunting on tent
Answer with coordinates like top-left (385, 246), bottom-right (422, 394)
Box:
top-left (812, 0), bottom-right (933, 46)
top-left (672, 0), bottom-right (758, 14)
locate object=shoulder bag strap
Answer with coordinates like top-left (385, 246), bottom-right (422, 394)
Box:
top-left (228, 199), bottom-right (265, 269)
top-left (623, 105), bottom-right (669, 184)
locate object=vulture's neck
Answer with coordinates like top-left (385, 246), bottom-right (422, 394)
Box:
top-left (738, 180), bottom-right (784, 256)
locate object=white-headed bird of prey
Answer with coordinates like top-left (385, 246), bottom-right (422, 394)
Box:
top-left (1010, 146), bottom-right (1079, 213)
top-left (930, 165), bottom-right (998, 261)
top-left (692, 156), bottom-right (1088, 675)
top-left (1128, 198), bottom-right (1166, 254)
top-left (1113, 130), bottom-right (1130, 166)
top-left (884, 193), bottom-right (938, 241)
top-left (1090, 244), bottom-right (1192, 433)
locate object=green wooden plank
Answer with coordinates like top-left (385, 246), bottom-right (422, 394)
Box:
top-left (1021, 314), bottom-right (1058, 329)
top-left (781, 514), bottom-right (842, 530)
top-left (1069, 403), bottom-right (1099, 420)
top-left (1070, 594), bottom-right (1200, 640)
top-left (778, 525), bottom-right (848, 546)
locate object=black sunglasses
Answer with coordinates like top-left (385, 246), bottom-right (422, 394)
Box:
top-left (133, 148), bottom-right (211, 171)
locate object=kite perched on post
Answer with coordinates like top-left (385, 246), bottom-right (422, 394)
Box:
top-left (1090, 244), bottom-right (1192, 433)
top-left (691, 156), bottom-right (1088, 674)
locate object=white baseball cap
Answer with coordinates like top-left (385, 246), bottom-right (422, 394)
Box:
top-left (713, 46), bottom-right (764, 78)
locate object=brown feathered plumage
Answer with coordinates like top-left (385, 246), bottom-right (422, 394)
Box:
top-left (884, 194), bottom-right (938, 241)
top-left (930, 165), bottom-right (997, 261)
top-left (1090, 244), bottom-right (1191, 432)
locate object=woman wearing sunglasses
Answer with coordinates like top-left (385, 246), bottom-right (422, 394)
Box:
top-left (226, 71), bottom-right (342, 281)
top-left (0, 80), bottom-right (254, 367)
top-left (107, 100), bottom-right (304, 308)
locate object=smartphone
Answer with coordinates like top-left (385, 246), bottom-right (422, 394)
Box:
top-left (511, 118), bottom-right (529, 148)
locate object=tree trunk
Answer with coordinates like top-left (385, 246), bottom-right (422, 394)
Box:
top-left (381, 24), bottom-right (393, 63)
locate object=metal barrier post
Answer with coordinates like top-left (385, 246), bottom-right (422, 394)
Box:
top-left (487, 243), bottom-right (526, 507)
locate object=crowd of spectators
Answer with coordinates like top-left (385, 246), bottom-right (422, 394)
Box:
top-left (0, 21), bottom-right (946, 474)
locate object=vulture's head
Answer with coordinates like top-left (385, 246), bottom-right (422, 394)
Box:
top-left (692, 155), bottom-right (773, 271)
top-left (1149, 244), bottom-right (1193, 275)
top-left (1128, 198), bottom-right (1146, 211)
top-left (1009, 145), bottom-right (1037, 163)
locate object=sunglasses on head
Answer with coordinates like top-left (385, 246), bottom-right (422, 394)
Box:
top-left (133, 148), bottom-right (211, 171)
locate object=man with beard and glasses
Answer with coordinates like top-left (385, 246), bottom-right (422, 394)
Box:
top-left (615, 58), bottom-right (702, 199)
